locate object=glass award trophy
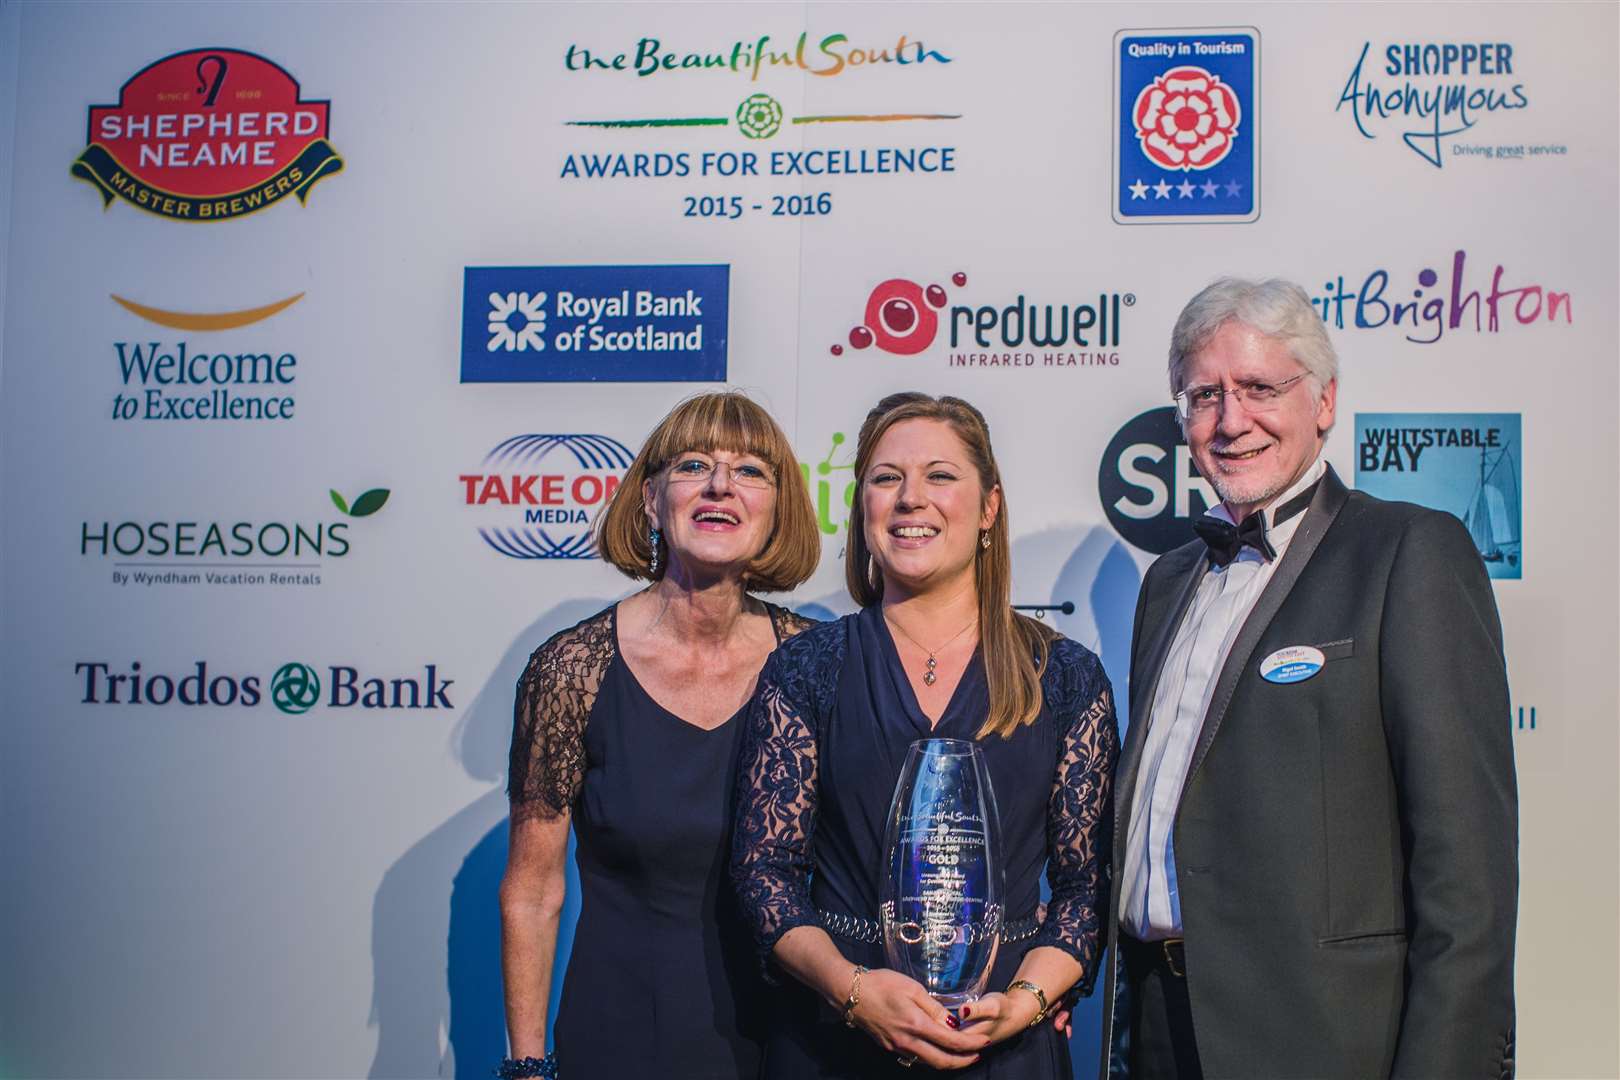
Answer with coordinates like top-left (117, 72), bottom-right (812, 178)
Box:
top-left (880, 738), bottom-right (1004, 1010)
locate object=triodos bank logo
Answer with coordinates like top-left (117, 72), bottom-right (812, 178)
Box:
top-left (1113, 28), bottom-right (1259, 224)
top-left (74, 660), bottom-right (454, 712)
top-left (827, 270), bottom-right (1130, 370)
top-left (72, 48), bottom-right (343, 221)
top-left (461, 435), bottom-right (635, 559)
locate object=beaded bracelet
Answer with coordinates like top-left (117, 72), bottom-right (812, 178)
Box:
top-left (842, 964), bottom-right (869, 1028)
top-left (495, 1052), bottom-right (558, 1079)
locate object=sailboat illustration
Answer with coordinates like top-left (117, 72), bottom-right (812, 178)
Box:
top-left (1463, 441), bottom-right (1520, 568)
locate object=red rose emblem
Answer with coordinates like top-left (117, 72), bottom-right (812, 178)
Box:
top-left (1131, 65), bottom-right (1241, 171)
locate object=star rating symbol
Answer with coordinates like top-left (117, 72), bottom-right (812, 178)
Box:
top-left (1176, 179), bottom-right (1196, 198)
top-left (1128, 179), bottom-right (1148, 200)
top-left (1201, 179), bottom-right (1220, 198)
top-left (1225, 179), bottom-right (1243, 197)
top-left (1153, 179), bottom-right (1172, 199)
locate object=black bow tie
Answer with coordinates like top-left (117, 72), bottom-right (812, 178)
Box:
top-left (1193, 481), bottom-right (1319, 568)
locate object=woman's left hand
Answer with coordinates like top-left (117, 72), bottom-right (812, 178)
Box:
top-left (956, 990), bottom-right (1043, 1047)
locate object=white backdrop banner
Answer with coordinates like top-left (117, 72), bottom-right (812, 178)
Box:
top-left (1, 2), bottom-right (1615, 1077)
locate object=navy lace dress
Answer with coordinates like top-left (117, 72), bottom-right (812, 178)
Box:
top-left (509, 601), bottom-right (817, 1080)
top-left (731, 605), bottom-right (1118, 1078)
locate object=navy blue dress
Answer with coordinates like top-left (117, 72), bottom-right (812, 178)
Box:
top-left (509, 602), bottom-right (817, 1080)
top-left (731, 605), bottom-right (1118, 1078)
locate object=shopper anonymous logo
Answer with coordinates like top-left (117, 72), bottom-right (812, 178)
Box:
top-left (272, 662), bottom-right (321, 714)
top-left (461, 434), bottom-right (636, 559)
top-left (1098, 406), bottom-right (1219, 554)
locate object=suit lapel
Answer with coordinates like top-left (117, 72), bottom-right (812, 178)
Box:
top-left (1182, 466), bottom-right (1352, 789)
top-left (1113, 544), bottom-right (1205, 856)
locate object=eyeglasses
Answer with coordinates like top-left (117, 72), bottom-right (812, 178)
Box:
top-left (664, 454), bottom-right (775, 490)
top-left (1173, 373), bottom-right (1308, 423)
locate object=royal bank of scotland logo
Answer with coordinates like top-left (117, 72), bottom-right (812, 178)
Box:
top-left (1113, 28), bottom-right (1260, 224)
top-left (488, 291), bottom-right (549, 352)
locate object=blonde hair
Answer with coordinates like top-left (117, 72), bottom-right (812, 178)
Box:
top-left (844, 392), bottom-right (1056, 738)
top-left (596, 392), bottom-right (819, 592)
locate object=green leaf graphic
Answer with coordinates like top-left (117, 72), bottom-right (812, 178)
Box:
top-left (349, 488), bottom-right (391, 518)
top-left (329, 489), bottom-right (349, 514)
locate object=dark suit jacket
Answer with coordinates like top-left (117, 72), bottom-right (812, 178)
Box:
top-left (1100, 466), bottom-right (1517, 1079)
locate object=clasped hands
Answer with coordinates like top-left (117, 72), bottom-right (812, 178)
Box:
top-left (846, 967), bottom-right (1065, 1070)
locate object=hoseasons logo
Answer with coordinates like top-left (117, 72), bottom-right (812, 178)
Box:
top-left (74, 661), bottom-right (454, 712)
top-left (73, 48), bottom-right (342, 221)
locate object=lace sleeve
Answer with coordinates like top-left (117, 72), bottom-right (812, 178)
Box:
top-left (766, 601), bottom-right (822, 642)
top-left (1034, 639), bottom-right (1120, 996)
top-left (731, 623), bottom-right (843, 958)
top-left (508, 608), bottom-right (616, 825)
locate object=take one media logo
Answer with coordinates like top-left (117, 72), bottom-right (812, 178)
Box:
top-left (72, 48), bottom-right (342, 221)
top-left (826, 270), bottom-right (1131, 370)
top-left (1113, 28), bottom-right (1259, 224)
top-left (461, 266), bottom-right (729, 382)
top-left (1355, 413), bottom-right (1521, 579)
top-left (461, 434), bottom-right (635, 559)
top-left (74, 659), bottom-right (454, 713)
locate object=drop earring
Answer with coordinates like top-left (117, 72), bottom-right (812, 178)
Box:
top-left (649, 526), bottom-right (662, 575)
top-left (980, 530), bottom-right (991, 550)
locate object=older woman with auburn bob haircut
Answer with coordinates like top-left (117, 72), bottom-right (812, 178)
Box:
top-left (732, 392), bottom-right (1119, 1077)
top-left (499, 392), bottom-right (820, 1080)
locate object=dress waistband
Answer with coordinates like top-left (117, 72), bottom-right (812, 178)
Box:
top-left (816, 907), bottom-right (1042, 946)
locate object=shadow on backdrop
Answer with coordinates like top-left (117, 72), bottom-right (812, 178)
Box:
top-left (368, 597), bottom-right (606, 1079)
top-left (1012, 524), bottom-right (1142, 1079)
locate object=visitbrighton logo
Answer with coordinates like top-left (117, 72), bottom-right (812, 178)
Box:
top-left (72, 48), bottom-right (342, 221)
top-left (828, 270), bottom-right (1130, 370)
top-left (460, 434), bottom-right (635, 559)
top-left (461, 266), bottom-right (729, 382)
top-left (1113, 28), bottom-right (1259, 224)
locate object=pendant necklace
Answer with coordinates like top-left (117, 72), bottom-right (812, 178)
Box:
top-left (885, 613), bottom-right (978, 686)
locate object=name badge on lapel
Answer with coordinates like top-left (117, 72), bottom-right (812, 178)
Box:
top-left (1259, 645), bottom-right (1325, 684)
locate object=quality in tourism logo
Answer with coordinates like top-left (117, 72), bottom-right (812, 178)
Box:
top-left (827, 270), bottom-right (1132, 370)
top-left (461, 434), bottom-right (635, 559)
top-left (73, 659), bottom-right (455, 712)
top-left (1354, 413), bottom-right (1522, 578)
top-left (461, 265), bottom-right (729, 382)
top-left (107, 291), bottom-right (305, 421)
top-left (72, 48), bottom-right (342, 221)
top-left (84, 485), bottom-right (390, 588)
top-left (1098, 406), bottom-right (1218, 554)
top-left (1335, 41), bottom-right (1546, 168)
top-left (1310, 250), bottom-right (1572, 345)
top-left (1113, 28), bottom-right (1259, 224)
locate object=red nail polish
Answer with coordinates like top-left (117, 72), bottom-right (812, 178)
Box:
top-left (946, 1014), bottom-right (960, 1029)
top-left (960, 1006), bottom-right (971, 1018)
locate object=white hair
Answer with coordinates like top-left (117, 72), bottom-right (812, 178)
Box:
top-left (1168, 278), bottom-right (1340, 398)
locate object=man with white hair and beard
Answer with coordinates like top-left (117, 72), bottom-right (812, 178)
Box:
top-left (1100, 278), bottom-right (1517, 1078)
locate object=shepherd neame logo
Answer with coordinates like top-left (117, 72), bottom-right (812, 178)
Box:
top-left (73, 660), bottom-right (455, 712)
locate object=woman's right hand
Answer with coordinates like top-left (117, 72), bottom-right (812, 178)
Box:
top-left (848, 968), bottom-right (990, 1070)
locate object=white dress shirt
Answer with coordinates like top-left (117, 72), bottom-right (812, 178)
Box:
top-left (1119, 456), bottom-right (1326, 940)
